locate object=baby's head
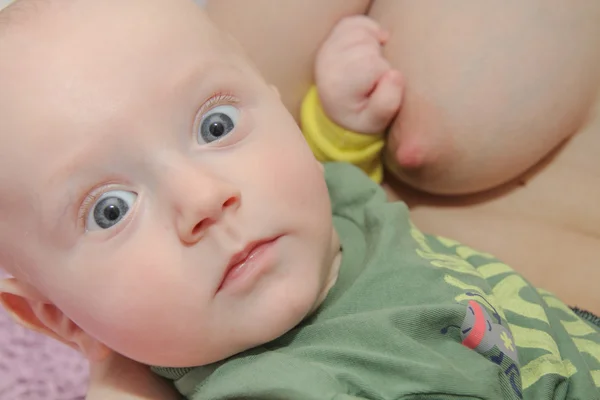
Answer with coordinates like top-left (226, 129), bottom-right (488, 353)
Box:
top-left (0, 0), bottom-right (340, 367)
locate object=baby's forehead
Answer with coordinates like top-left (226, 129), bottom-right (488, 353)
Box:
top-left (0, 0), bottom-right (70, 35)
top-left (0, 0), bottom-right (224, 55)
top-left (1, 0), bottom-right (48, 21)
top-left (0, 0), bottom-right (238, 210)
top-left (0, 0), bottom-right (235, 119)
top-left (0, 0), bottom-right (240, 95)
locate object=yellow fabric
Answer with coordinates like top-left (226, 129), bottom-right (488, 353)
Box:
top-left (300, 86), bottom-right (384, 183)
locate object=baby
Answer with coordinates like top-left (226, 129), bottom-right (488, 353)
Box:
top-left (0, 0), bottom-right (598, 399)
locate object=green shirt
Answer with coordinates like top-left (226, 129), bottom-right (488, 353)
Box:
top-left (154, 162), bottom-right (600, 400)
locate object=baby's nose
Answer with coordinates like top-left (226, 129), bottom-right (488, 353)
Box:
top-left (177, 193), bottom-right (240, 244)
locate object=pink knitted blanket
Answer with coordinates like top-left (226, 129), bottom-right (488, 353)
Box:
top-left (0, 273), bottom-right (88, 399)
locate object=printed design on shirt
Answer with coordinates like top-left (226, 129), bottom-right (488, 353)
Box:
top-left (443, 273), bottom-right (579, 391)
top-left (408, 224), bottom-right (598, 390)
top-left (539, 290), bottom-right (600, 388)
top-left (441, 294), bottom-right (522, 399)
top-left (442, 296), bottom-right (518, 361)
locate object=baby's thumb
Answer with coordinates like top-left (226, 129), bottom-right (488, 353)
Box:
top-left (361, 70), bottom-right (403, 132)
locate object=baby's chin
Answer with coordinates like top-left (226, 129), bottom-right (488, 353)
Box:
top-left (146, 327), bottom-right (295, 368)
top-left (143, 303), bottom-right (318, 368)
top-left (127, 339), bottom-right (255, 368)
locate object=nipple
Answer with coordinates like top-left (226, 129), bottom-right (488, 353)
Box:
top-left (392, 127), bottom-right (445, 170)
top-left (395, 138), bottom-right (428, 169)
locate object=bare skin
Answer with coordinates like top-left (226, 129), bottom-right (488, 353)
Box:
top-left (386, 117), bottom-right (600, 315)
top-left (205, 0), bottom-right (371, 117)
top-left (207, 0), bottom-right (600, 313)
top-left (0, 0), bottom-right (339, 397)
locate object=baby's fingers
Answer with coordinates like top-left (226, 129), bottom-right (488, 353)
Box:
top-left (360, 70), bottom-right (404, 133)
top-left (331, 15), bottom-right (389, 45)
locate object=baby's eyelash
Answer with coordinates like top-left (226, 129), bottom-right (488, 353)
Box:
top-left (77, 190), bottom-right (102, 227)
top-left (200, 92), bottom-right (239, 114)
top-left (77, 183), bottom-right (123, 228)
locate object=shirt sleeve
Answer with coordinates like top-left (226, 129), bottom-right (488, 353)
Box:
top-left (301, 85), bottom-right (385, 183)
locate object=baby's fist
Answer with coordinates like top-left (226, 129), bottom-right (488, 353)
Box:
top-left (315, 16), bottom-right (403, 134)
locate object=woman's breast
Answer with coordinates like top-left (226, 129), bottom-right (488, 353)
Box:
top-left (384, 110), bottom-right (600, 313)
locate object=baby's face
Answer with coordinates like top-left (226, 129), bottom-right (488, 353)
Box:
top-left (0, 0), bottom-right (339, 367)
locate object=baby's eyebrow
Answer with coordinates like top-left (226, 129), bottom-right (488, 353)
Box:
top-left (1, 0), bottom-right (76, 45)
top-left (44, 145), bottom-right (102, 236)
top-left (49, 192), bottom-right (78, 239)
top-left (44, 177), bottom-right (85, 241)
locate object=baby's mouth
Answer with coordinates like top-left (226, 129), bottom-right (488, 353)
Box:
top-left (217, 236), bottom-right (280, 292)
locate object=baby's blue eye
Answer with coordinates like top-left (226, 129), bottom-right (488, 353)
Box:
top-left (198, 105), bottom-right (240, 144)
top-left (87, 190), bottom-right (137, 231)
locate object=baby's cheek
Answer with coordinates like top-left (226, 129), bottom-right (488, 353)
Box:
top-left (68, 268), bottom-right (201, 363)
top-left (58, 249), bottom-right (178, 340)
top-left (256, 129), bottom-right (327, 206)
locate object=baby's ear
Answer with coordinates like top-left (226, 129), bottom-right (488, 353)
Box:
top-left (0, 277), bottom-right (110, 362)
